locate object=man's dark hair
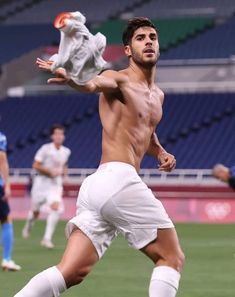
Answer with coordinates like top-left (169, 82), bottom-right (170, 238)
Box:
top-left (122, 17), bottom-right (158, 46)
top-left (50, 123), bottom-right (65, 135)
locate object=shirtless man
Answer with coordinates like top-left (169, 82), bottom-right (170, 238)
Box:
top-left (15, 17), bottom-right (185, 297)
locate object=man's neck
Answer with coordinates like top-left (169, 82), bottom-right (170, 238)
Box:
top-left (128, 61), bottom-right (156, 89)
top-left (53, 143), bottom-right (61, 150)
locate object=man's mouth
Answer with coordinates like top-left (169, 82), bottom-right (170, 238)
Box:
top-left (143, 48), bottom-right (155, 54)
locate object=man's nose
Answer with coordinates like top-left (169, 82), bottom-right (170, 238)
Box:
top-left (145, 39), bottom-right (152, 45)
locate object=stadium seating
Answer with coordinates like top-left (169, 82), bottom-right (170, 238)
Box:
top-left (0, 24), bottom-right (59, 64)
top-left (2, 0), bottom-right (235, 64)
top-left (132, 0), bottom-right (235, 18)
top-left (3, 0), bottom-right (235, 24)
top-left (93, 17), bottom-right (214, 50)
top-left (3, 0), bottom-right (140, 24)
top-left (143, 93), bottom-right (235, 168)
top-left (160, 15), bottom-right (235, 60)
top-left (1, 93), bottom-right (234, 169)
top-left (0, 15), bottom-right (213, 65)
top-left (0, 94), bottom-right (99, 167)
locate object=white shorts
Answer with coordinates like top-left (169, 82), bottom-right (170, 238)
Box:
top-left (31, 182), bottom-right (63, 212)
top-left (66, 162), bottom-right (174, 258)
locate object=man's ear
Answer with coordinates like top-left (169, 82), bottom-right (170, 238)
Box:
top-left (124, 45), bottom-right (132, 57)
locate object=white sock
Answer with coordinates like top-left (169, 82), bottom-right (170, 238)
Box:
top-left (43, 211), bottom-right (60, 241)
top-left (14, 266), bottom-right (66, 297)
top-left (149, 266), bottom-right (181, 297)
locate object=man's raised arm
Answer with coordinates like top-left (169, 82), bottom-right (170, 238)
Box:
top-left (36, 58), bottom-right (124, 94)
top-left (67, 70), bottom-right (123, 94)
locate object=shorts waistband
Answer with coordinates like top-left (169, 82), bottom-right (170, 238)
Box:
top-left (98, 162), bottom-right (136, 172)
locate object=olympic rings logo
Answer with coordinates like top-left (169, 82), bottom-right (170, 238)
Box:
top-left (205, 202), bottom-right (231, 220)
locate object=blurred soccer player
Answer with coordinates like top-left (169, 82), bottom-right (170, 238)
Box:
top-left (212, 164), bottom-right (235, 189)
top-left (15, 17), bottom-right (184, 297)
top-left (0, 131), bottom-right (21, 271)
top-left (22, 124), bottom-right (71, 248)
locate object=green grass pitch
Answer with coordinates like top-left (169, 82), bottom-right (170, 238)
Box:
top-left (1, 221), bottom-right (235, 296)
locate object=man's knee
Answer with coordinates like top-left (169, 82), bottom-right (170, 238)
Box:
top-left (72, 265), bottom-right (92, 284)
top-left (166, 249), bottom-right (185, 272)
top-left (142, 237), bottom-right (185, 272)
top-left (59, 264), bottom-right (92, 287)
top-left (149, 248), bottom-right (185, 272)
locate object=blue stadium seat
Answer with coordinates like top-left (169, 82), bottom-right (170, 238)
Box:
top-left (0, 93), bottom-right (234, 169)
top-left (161, 16), bottom-right (235, 60)
top-left (0, 24), bottom-right (59, 64)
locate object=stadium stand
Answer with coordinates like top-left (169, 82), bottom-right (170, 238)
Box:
top-left (1, 93), bottom-right (234, 169)
top-left (3, 0), bottom-right (235, 24)
top-left (0, 24), bottom-right (59, 64)
top-left (132, 0), bottom-right (235, 18)
top-left (3, 0), bottom-right (142, 24)
top-left (144, 93), bottom-right (235, 168)
top-left (0, 0), bottom-right (43, 21)
top-left (1, 0), bottom-right (235, 65)
top-left (0, 16), bottom-right (214, 65)
top-left (93, 17), bottom-right (214, 50)
top-left (160, 15), bottom-right (235, 60)
top-left (0, 94), bottom-right (99, 167)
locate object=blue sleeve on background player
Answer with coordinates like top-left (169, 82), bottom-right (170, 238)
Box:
top-left (228, 166), bottom-right (235, 190)
top-left (0, 132), bottom-right (7, 152)
top-left (0, 132), bottom-right (7, 187)
top-left (230, 166), bottom-right (235, 178)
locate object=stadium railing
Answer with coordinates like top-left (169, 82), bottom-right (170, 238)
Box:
top-left (9, 168), bottom-right (218, 185)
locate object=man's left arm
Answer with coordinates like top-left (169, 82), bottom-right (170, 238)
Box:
top-left (147, 132), bottom-right (176, 172)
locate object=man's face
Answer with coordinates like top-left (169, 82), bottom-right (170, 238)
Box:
top-left (51, 128), bottom-right (65, 146)
top-left (125, 26), bottom-right (159, 67)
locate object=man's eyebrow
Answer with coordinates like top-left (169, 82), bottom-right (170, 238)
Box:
top-left (135, 33), bottom-right (146, 38)
top-left (134, 32), bottom-right (157, 38)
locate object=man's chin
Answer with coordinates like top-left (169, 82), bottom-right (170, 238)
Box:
top-left (142, 59), bottom-right (157, 68)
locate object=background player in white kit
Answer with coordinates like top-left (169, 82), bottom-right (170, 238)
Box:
top-left (22, 124), bottom-right (71, 248)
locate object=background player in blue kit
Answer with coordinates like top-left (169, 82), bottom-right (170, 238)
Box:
top-left (0, 131), bottom-right (21, 271)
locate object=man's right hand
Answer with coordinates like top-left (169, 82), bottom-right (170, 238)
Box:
top-left (36, 58), bottom-right (53, 72)
top-left (36, 58), bottom-right (69, 84)
top-left (47, 67), bottom-right (69, 84)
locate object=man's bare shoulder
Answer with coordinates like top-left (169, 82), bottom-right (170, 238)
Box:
top-left (155, 84), bottom-right (164, 104)
top-left (100, 69), bottom-right (129, 84)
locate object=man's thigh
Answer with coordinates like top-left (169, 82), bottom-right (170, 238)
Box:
top-left (141, 227), bottom-right (183, 263)
top-left (101, 180), bottom-right (174, 250)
